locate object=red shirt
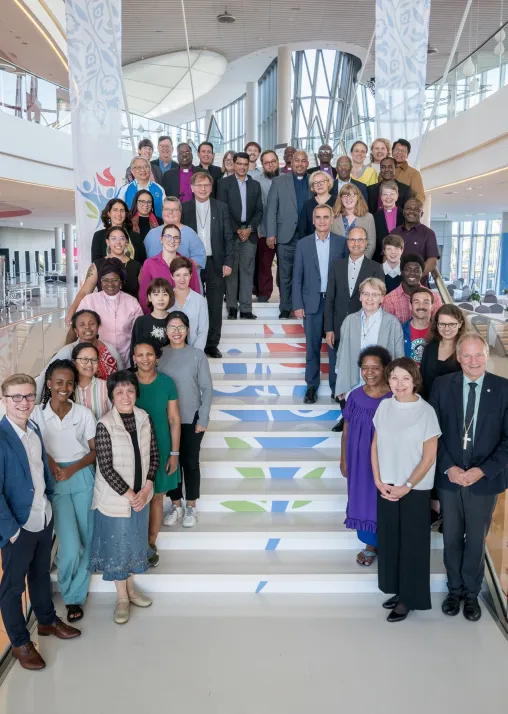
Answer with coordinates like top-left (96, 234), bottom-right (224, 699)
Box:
top-left (383, 284), bottom-right (443, 323)
top-left (409, 324), bottom-right (429, 364)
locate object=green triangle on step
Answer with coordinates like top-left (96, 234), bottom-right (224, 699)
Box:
top-left (292, 501), bottom-right (312, 509)
top-left (225, 437), bottom-right (252, 449)
top-left (303, 467), bottom-right (326, 479)
top-left (221, 501), bottom-right (267, 512)
top-left (237, 467), bottom-right (266, 479)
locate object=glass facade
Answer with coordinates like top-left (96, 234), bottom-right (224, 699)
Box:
top-left (449, 219), bottom-right (502, 292)
top-left (258, 60), bottom-right (278, 151)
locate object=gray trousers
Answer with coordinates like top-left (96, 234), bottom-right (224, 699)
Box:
top-left (276, 235), bottom-right (298, 313)
top-left (226, 238), bottom-right (257, 312)
top-left (438, 487), bottom-right (497, 598)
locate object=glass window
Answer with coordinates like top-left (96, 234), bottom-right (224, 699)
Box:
top-left (450, 235), bottom-right (458, 281)
top-left (461, 236), bottom-right (471, 281)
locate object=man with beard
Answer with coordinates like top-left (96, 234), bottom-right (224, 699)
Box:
top-left (332, 156), bottom-right (368, 202)
top-left (253, 150), bottom-right (279, 301)
top-left (367, 156), bottom-right (413, 215)
top-left (402, 287), bottom-right (434, 364)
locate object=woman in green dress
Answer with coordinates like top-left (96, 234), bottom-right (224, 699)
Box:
top-left (132, 340), bottom-right (181, 567)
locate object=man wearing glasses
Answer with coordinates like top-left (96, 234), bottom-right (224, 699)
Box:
top-left (161, 143), bottom-right (206, 204)
top-left (308, 144), bottom-right (336, 179)
top-left (118, 157), bottom-right (165, 219)
top-left (144, 197), bottom-right (206, 267)
top-left (0, 375), bottom-right (81, 670)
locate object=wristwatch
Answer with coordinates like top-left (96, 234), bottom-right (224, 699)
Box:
top-left (405, 481), bottom-right (413, 489)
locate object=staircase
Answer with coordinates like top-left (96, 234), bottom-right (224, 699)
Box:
top-left (55, 302), bottom-right (447, 594)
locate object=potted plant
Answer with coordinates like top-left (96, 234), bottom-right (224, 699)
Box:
top-left (470, 290), bottom-right (481, 308)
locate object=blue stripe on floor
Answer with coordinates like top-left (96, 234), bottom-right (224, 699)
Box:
top-left (255, 580), bottom-right (268, 593)
top-left (265, 538), bottom-right (280, 550)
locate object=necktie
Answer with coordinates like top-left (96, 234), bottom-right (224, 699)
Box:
top-left (463, 382), bottom-right (477, 469)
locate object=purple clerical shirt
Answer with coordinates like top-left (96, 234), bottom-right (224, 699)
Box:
top-left (179, 169), bottom-right (193, 203)
top-left (319, 165), bottom-right (334, 177)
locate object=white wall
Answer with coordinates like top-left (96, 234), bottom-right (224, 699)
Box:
top-left (0, 227), bottom-right (55, 273)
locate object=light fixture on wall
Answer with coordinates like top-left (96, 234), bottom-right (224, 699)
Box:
top-left (462, 56), bottom-right (475, 77)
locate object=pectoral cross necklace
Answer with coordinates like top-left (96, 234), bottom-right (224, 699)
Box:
top-left (463, 415), bottom-right (474, 450)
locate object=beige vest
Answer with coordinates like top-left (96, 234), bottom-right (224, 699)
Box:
top-left (92, 406), bottom-right (153, 518)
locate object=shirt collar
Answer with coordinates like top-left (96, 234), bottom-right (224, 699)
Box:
top-left (6, 416), bottom-right (33, 439)
top-left (383, 262), bottom-right (401, 277)
top-left (315, 232), bottom-right (330, 243)
top-left (349, 254), bottom-right (365, 265)
top-left (464, 373), bottom-right (485, 389)
top-left (40, 401), bottom-right (74, 422)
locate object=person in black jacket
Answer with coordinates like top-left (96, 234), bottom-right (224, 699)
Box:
top-left (367, 157), bottom-right (413, 215)
top-left (430, 332), bottom-right (508, 622)
top-left (151, 135), bottom-right (178, 183)
top-left (197, 142), bottom-right (222, 197)
top-left (216, 152), bottom-right (263, 320)
top-left (91, 198), bottom-right (146, 264)
top-left (182, 172), bottom-right (234, 358)
top-left (420, 304), bottom-right (465, 400)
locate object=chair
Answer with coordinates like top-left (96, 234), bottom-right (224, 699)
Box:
top-left (483, 294), bottom-right (498, 304)
top-left (475, 305), bottom-right (492, 313)
top-left (458, 302), bottom-right (474, 311)
top-left (490, 303), bottom-right (505, 314)
top-left (460, 287), bottom-right (471, 301)
top-left (447, 287), bottom-right (455, 300)
top-left (485, 290), bottom-right (497, 296)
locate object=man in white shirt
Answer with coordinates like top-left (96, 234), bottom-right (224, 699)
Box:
top-left (245, 141), bottom-right (262, 178)
top-left (0, 374), bottom-right (80, 671)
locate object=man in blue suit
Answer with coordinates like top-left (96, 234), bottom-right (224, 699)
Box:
top-left (0, 374), bottom-right (80, 670)
top-left (430, 333), bottom-right (508, 622)
top-left (293, 204), bottom-right (348, 404)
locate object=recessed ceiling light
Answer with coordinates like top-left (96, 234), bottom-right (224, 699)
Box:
top-left (444, 191), bottom-right (458, 194)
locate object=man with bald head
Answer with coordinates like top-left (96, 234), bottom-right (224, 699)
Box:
top-left (332, 156), bottom-right (368, 202)
top-left (266, 150), bottom-right (311, 318)
top-left (308, 145), bottom-right (336, 179)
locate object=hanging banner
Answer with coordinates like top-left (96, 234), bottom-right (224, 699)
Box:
top-left (375, 0), bottom-right (431, 152)
top-left (65, 0), bottom-right (124, 282)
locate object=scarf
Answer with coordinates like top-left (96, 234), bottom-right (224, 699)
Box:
top-left (131, 211), bottom-right (159, 234)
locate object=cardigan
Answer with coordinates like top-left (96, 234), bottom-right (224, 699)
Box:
top-left (334, 309), bottom-right (405, 395)
top-left (331, 212), bottom-right (376, 260)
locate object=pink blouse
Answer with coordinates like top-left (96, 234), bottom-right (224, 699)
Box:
top-left (138, 252), bottom-right (202, 313)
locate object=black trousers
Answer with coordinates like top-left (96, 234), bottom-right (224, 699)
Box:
top-left (167, 420), bottom-right (205, 502)
top-left (201, 257), bottom-right (225, 349)
top-left (438, 487), bottom-right (497, 598)
top-left (0, 518), bottom-right (56, 647)
top-left (377, 489), bottom-right (431, 610)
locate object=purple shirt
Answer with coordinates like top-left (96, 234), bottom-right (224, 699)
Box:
top-left (319, 165), bottom-right (334, 177)
top-left (384, 208), bottom-right (398, 233)
top-left (179, 168), bottom-right (193, 203)
top-left (392, 223), bottom-right (440, 261)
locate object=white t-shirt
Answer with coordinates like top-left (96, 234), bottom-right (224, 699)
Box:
top-left (32, 402), bottom-right (96, 463)
top-left (373, 395), bottom-right (441, 490)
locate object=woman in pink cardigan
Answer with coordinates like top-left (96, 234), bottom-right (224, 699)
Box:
top-left (139, 223), bottom-right (201, 313)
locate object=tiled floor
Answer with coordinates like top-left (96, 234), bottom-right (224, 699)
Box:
top-left (0, 593), bottom-right (507, 714)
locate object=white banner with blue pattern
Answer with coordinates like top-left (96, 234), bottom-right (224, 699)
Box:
top-left (65, 0), bottom-right (124, 282)
top-left (375, 0), bottom-right (431, 151)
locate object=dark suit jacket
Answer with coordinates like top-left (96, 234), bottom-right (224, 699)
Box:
top-left (161, 166), bottom-right (206, 201)
top-left (331, 177), bottom-right (368, 203)
top-left (293, 232), bottom-right (348, 314)
top-left (199, 164), bottom-right (222, 198)
top-left (308, 166), bottom-right (337, 179)
top-left (216, 175), bottom-right (263, 245)
top-left (150, 158), bottom-right (178, 185)
top-left (0, 416), bottom-right (54, 547)
top-left (324, 257), bottom-right (384, 339)
top-left (181, 198), bottom-right (234, 273)
top-left (373, 207), bottom-right (404, 262)
top-left (429, 371), bottom-right (508, 495)
top-left (367, 180), bottom-right (413, 216)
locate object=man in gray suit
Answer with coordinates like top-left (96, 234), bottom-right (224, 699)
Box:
top-left (293, 204), bottom-right (348, 403)
top-left (252, 150), bottom-right (279, 302)
top-left (266, 150), bottom-right (311, 318)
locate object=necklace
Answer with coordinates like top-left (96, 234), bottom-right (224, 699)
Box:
top-left (362, 311), bottom-right (380, 340)
top-left (462, 414), bottom-right (475, 450)
top-left (196, 202), bottom-right (210, 234)
top-left (102, 292), bottom-right (119, 317)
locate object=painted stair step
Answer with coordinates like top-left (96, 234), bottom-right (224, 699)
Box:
top-left (202, 420), bottom-right (340, 448)
top-left (200, 448), bottom-right (342, 478)
top-left (222, 320), bottom-right (304, 336)
top-left (209, 402), bottom-right (341, 421)
top-left (222, 305), bottom-right (281, 318)
top-left (72, 550), bottom-right (447, 594)
top-left (209, 355), bottom-right (329, 375)
top-left (212, 374), bottom-right (334, 397)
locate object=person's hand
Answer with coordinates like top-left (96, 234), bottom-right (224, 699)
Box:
top-left (10, 530), bottom-right (20, 544)
top-left (223, 266), bottom-right (232, 278)
top-left (131, 482), bottom-right (153, 512)
top-left (387, 485), bottom-right (411, 500)
top-left (294, 309), bottom-right (305, 319)
top-left (325, 331), bottom-right (335, 349)
top-left (166, 455), bottom-right (179, 475)
top-left (447, 466), bottom-right (467, 486)
top-left (65, 311), bottom-right (73, 327)
top-left (340, 458), bottom-right (347, 478)
top-left (462, 467), bottom-right (484, 486)
top-left (266, 236), bottom-right (276, 250)
top-left (55, 465), bottom-right (75, 482)
top-left (195, 424), bottom-right (207, 434)
top-left (375, 480), bottom-right (396, 500)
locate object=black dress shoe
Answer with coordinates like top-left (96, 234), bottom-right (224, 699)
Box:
top-left (387, 603), bottom-right (410, 623)
top-left (228, 309), bottom-right (237, 320)
top-left (331, 417), bottom-right (344, 432)
top-left (205, 347), bottom-right (222, 358)
top-left (304, 386), bottom-right (318, 404)
top-left (463, 597), bottom-right (482, 621)
top-left (442, 593), bottom-right (462, 617)
top-left (279, 310), bottom-right (291, 319)
top-left (240, 312), bottom-right (258, 320)
top-left (382, 595), bottom-right (399, 610)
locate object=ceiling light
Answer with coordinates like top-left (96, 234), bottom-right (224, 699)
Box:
top-left (444, 191), bottom-right (458, 194)
top-left (217, 9), bottom-right (235, 24)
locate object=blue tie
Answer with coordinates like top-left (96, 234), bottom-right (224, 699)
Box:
top-left (463, 382), bottom-right (477, 469)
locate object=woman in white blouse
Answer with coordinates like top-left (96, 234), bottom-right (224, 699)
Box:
top-left (372, 357), bottom-right (441, 623)
top-left (167, 256), bottom-right (209, 351)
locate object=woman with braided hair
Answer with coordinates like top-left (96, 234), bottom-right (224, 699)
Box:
top-left (32, 360), bottom-right (97, 623)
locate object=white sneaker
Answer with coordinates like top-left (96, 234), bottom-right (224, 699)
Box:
top-left (163, 504), bottom-right (183, 526)
top-left (182, 506), bottom-right (198, 528)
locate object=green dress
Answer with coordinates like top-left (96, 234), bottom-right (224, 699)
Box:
top-left (136, 373), bottom-right (181, 493)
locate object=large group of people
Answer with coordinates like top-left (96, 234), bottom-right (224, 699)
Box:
top-left (1, 135), bottom-right (507, 673)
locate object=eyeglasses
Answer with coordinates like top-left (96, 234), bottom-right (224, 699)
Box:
top-left (138, 199), bottom-right (152, 206)
top-left (164, 208), bottom-right (181, 214)
top-left (75, 357), bottom-right (99, 365)
top-left (313, 180), bottom-right (327, 187)
top-left (101, 278), bottom-right (121, 285)
top-left (348, 238), bottom-right (366, 243)
top-left (162, 234), bottom-right (181, 242)
top-left (361, 292), bottom-right (382, 299)
top-left (342, 194), bottom-right (356, 200)
top-left (319, 149), bottom-right (332, 155)
top-left (167, 325), bottom-right (187, 333)
top-left (5, 393), bottom-right (36, 403)
top-left (437, 322), bottom-right (459, 329)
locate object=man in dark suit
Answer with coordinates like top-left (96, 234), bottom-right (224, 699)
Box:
top-left (0, 374), bottom-right (81, 670)
top-left (182, 172), bottom-right (234, 358)
top-left (367, 157), bottom-right (413, 215)
top-left (151, 135), bottom-right (178, 184)
top-left (197, 141), bottom-right (222, 196)
top-left (217, 152), bottom-right (263, 320)
top-left (331, 156), bottom-right (368, 202)
top-left (266, 150), bottom-right (311, 318)
top-left (161, 143), bottom-right (205, 203)
top-left (308, 144), bottom-right (337, 180)
top-left (430, 333), bottom-right (508, 622)
top-left (293, 204), bottom-right (347, 403)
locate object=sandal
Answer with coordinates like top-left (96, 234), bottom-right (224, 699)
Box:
top-left (356, 548), bottom-right (378, 567)
top-left (66, 604), bottom-right (84, 622)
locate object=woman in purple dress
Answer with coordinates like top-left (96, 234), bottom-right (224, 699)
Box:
top-left (340, 346), bottom-right (392, 566)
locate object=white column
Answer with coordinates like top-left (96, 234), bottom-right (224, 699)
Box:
top-left (276, 46), bottom-right (291, 145)
top-left (245, 81), bottom-right (258, 144)
top-left (54, 227), bottom-right (62, 272)
top-left (64, 224), bottom-right (74, 285)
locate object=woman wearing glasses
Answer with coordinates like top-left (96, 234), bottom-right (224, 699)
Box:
top-left (299, 171), bottom-right (335, 237)
top-left (76, 258), bottom-right (143, 367)
top-left (332, 184), bottom-right (376, 259)
top-left (72, 342), bottom-right (111, 420)
top-left (419, 305), bottom-right (465, 400)
top-left (158, 312), bottom-right (213, 529)
top-left (138, 224), bottom-right (202, 313)
top-left (129, 189), bottom-right (163, 240)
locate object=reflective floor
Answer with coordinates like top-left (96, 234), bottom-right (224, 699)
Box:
top-left (0, 593), bottom-right (507, 714)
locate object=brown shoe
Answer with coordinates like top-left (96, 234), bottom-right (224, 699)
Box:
top-left (12, 641), bottom-right (46, 670)
top-left (38, 616), bottom-right (81, 640)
